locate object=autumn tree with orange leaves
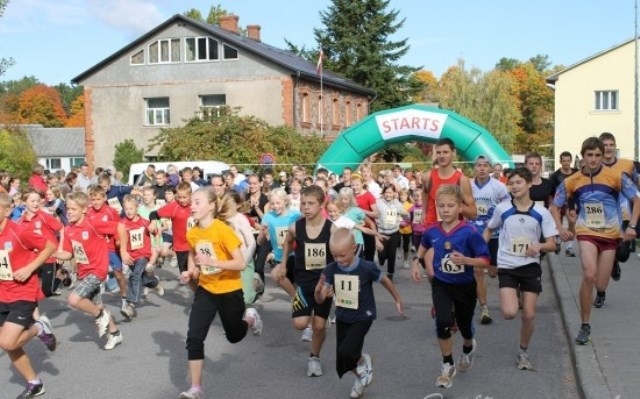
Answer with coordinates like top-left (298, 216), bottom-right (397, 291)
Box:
top-left (65, 94), bottom-right (85, 127)
top-left (17, 84), bottom-right (67, 127)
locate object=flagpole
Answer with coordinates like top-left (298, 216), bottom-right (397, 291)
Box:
top-left (320, 64), bottom-right (324, 138)
top-left (634, 0), bottom-right (639, 160)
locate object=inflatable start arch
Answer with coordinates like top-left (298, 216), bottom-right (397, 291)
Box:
top-left (317, 104), bottom-right (514, 175)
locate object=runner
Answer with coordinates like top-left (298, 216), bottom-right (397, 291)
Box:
top-left (549, 151), bottom-right (579, 257)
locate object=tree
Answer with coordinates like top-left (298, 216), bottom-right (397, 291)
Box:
top-left (113, 139), bottom-right (144, 182)
top-left (495, 57), bottom-right (521, 71)
top-left (149, 107), bottom-right (328, 171)
top-left (312, 0), bottom-right (423, 112)
top-left (0, 0), bottom-right (14, 77)
top-left (184, 4), bottom-right (247, 34)
top-left (411, 69), bottom-right (439, 104)
top-left (54, 83), bottom-right (84, 116)
top-left (17, 84), bottom-right (67, 127)
top-left (65, 94), bottom-right (85, 127)
top-left (0, 126), bottom-right (37, 180)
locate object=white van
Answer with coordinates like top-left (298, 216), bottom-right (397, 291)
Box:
top-left (127, 161), bottom-right (231, 186)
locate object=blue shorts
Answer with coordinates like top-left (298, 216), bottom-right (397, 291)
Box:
top-left (162, 233), bottom-right (173, 245)
top-left (109, 251), bottom-right (123, 271)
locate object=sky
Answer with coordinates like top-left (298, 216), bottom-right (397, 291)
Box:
top-left (0, 0), bottom-right (636, 86)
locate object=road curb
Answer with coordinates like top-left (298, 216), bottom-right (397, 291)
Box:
top-left (547, 253), bottom-right (613, 399)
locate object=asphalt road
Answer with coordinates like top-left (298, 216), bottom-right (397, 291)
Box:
top-left (1, 261), bottom-right (579, 399)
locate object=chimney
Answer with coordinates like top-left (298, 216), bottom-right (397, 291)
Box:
top-left (219, 15), bottom-right (239, 33)
top-left (247, 24), bottom-right (261, 42)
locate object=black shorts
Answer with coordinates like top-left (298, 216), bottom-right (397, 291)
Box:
top-left (176, 251), bottom-right (189, 273)
top-left (291, 283), bottom-right (332, 319)
top-left (0, 300), bottom-right (37, 329)
top-left (498, 263), bottom-right (542, 294)
top-left (488, 238), bottom-right (499, 266)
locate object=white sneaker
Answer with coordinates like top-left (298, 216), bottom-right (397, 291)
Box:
top-left (307, 355), bottom-right (323, 377)
top-left (120, 304), bottom-right (135, 321)
top-left (350, 376), bottom-right (364, 398)
top-left (244, 307), bottom-right (263, 336)
top-left (435, 362), bottom-right (456, 388)
top-left (155, 281), bottom-right (165, 296)
top-left (170, 257), bottom-right (178, 268)
top-left (301, 326), bottom-right (313, 342)
top-left (179, 387), bottom-right (203, 399)
top-left (458, 339), bottom-right (476, 371)
top-left (104, 331), bottom-right (123, 350)
top-left (142, 287), bottom-right (150, 299)
top-left (95, 310), bottom-right (111, 338)
top-left (356, 353), bottom-right (373, 387)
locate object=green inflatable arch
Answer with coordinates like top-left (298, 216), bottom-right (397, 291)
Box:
top-left (317, 104), bottom-right (514, 175)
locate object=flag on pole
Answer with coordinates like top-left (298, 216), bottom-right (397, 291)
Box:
top-left (316, 48), bottom-right (324, 75)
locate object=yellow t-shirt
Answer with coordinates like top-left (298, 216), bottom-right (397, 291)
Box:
top-left (187, 219), bottom-right (242, 294)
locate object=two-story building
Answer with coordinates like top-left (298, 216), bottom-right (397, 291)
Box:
top-left (72, 14), bottom-right (376, 168)
top-left (547, 38), bottom-right (637, 165)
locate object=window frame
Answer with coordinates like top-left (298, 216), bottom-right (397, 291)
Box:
top-left (45, 158), bottom-right (61, 170)
top-left (594, 90), bottom-right (619, 111)
top-left (130, 49), bottom-right (145, 65)
top-left (145, 97), bottom-right (171, 126)
top-left (185, 36), bottom-right (220, 62)
top-left (222, 43), bottom-right (239, 60)
top-left (199, 94), bottom-right (226, 119)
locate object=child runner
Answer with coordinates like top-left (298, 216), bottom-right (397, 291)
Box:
top-left (0, 192), bottom-right (57, 399)
top-left (159, 187), bottom-right (178, 268)
top-left (398, 188), bottom-right (413, 269)
top-left (315, 228), bottom-right (403, 398)
top-left (149, 182), bottom-right (194, 279)
top-left (55, 192), bottom-right (126, 350)
top-left (375, 184), bottom-right (408, 280)
top-left (549, 137), bottom-right (640, 345)
top-left (119, 195), bottom-right (162, 320)
top-left (484, 167), bottom-right (558, 369)
top-left (86, 185), bottom-right (128, 311)
top-left (277, 185), bottom-right (335, 377)
top-left (288, 177), bottom-right (303, 211)
top-left (411, 184), bottom-right (490, 389)
top-left (178, 188), bottom-right (262, 399)
top-left (137, 186), bottom-right (164, 297)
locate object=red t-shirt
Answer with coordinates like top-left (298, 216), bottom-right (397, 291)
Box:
top-left (62, 218), bottom-right (118, 280)
top-left (120, 216), bottom-right (152, 259)
top-left (425, 169), bottom-right (463, 224)
top-left (18, 211), bottom-right (62, 264)
top-left (157, 201), bottom-right (193, 252)
top-left (0, 220), bottom-right (52, 302)
top-left (87, 205), bottom-right (120, 251)
top-left (28, 174), bottom-right (48, 193)
top-left (355, 191), bottom-right (376, 212)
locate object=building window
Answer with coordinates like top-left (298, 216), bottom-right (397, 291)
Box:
top-left (185, 37), bottom-right (219, 62)
top-left (302, 93), bottom-right (311, 123)
top-left (199, 94), bottom-right (226, 118)
top-left (356, 103), bottom-right (363, 120)
top-left (45, 158), bottom-right (61, 170)
top-left (145, 97), bottom-right (170, 126)
top-left (148, 39), bottom-right (180, 64)
top-left (594, 90), bottom-right (618, 111)
top-left (345, 101), bottom-right (352, 126)
top-left (70, 157), bottom-right (85, 168)
top-left (130, 49), bottom-right (144, 65)
top-left (332, 98), bottom-right (340, 128)
top-left (222, 44), bottom-right (238, 60)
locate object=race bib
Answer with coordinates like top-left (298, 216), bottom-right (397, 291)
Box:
top-left (441, 255), bottom-right (464, 274)
top-left (275, 227), bottom-right (288, 249)
top-left (335, 274), bottom-right (359, 309)
top-left (71, 240), bottom-right (90, 264)
top-left (584, 202), bottom-right (605, 229)
top-left (107, 197), bottom-right (122, 213)
top-left (413, 209), bottom-right (423, 224)
top-left (187, 217), bottom-right (197, 231)
top-left (510, 236), bottom-right (531, 257)
top-left (195, 241), bottom-right (220, 275)
top-left (384, 208), bottom-right (399, 226)
top-left (476, 202), bottom-right (490, 217)
top-left (129, 227), bottom-right (144, 251)
top-left (305, 243), bottom-right (326, 270)
top-left (290, 197), bottom-right (300, 210)
top-left (0, 250), bottom-right (13, 281)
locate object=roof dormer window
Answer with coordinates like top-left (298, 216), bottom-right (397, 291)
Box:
top-left (148, 38), bottom-right (181, 64)
top-left (185, 37), bottom-right (219, 62)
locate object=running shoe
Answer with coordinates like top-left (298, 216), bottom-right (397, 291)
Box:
top-left (155, 280), bottom-right (165, 296)
top-left (356, 353), bottom-right (373, 386)
top-left (593, 292), bottom-right (606, 308)
top-left (142, 287), bottom-right (150, 299)
top-left (480, 305), bottom-right (492, 325)
top-left (120, 304), bottom-right (135, 321)
top-left (104, 331), bottom-right (123, 350)
top-left (350, 375), bottom-right (364, 398)
top-left (95, 310), bottom-right (111, 338)
top-left (307, 355), bottom-right (323, 377)
top-left (611, 261), bottom-right (621, 281)
top-left (458, 339), bottom-right (476, 371)
top-left (435, 362), bottom-right (456, 388)
top-left (245, 307), bottom-right (263, 336)
top-left (179, 386), bottom-right (203, 399)
top-left (301, 326), bottom-right (313, 342)
top-left (59, 267), bottom-right (72, 287)
top-left (575, 324), bottom-right (591, 345)
top-left (17, 381), bottom-right (44, 399)
top-left (169, 257), bottom-right (178, 268)
top-left (517, 352), bottom-right (533, 370)
top-left (35, 315), bottom-right (57, 352)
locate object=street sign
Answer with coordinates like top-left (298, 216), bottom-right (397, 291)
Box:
top-left (260, 153), bottom-right (275, 166)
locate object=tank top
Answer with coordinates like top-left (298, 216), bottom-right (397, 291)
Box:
top-left (293, 218), bottom-right (334, 286)
top-left (425, 169), bottom-right (463, 224)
